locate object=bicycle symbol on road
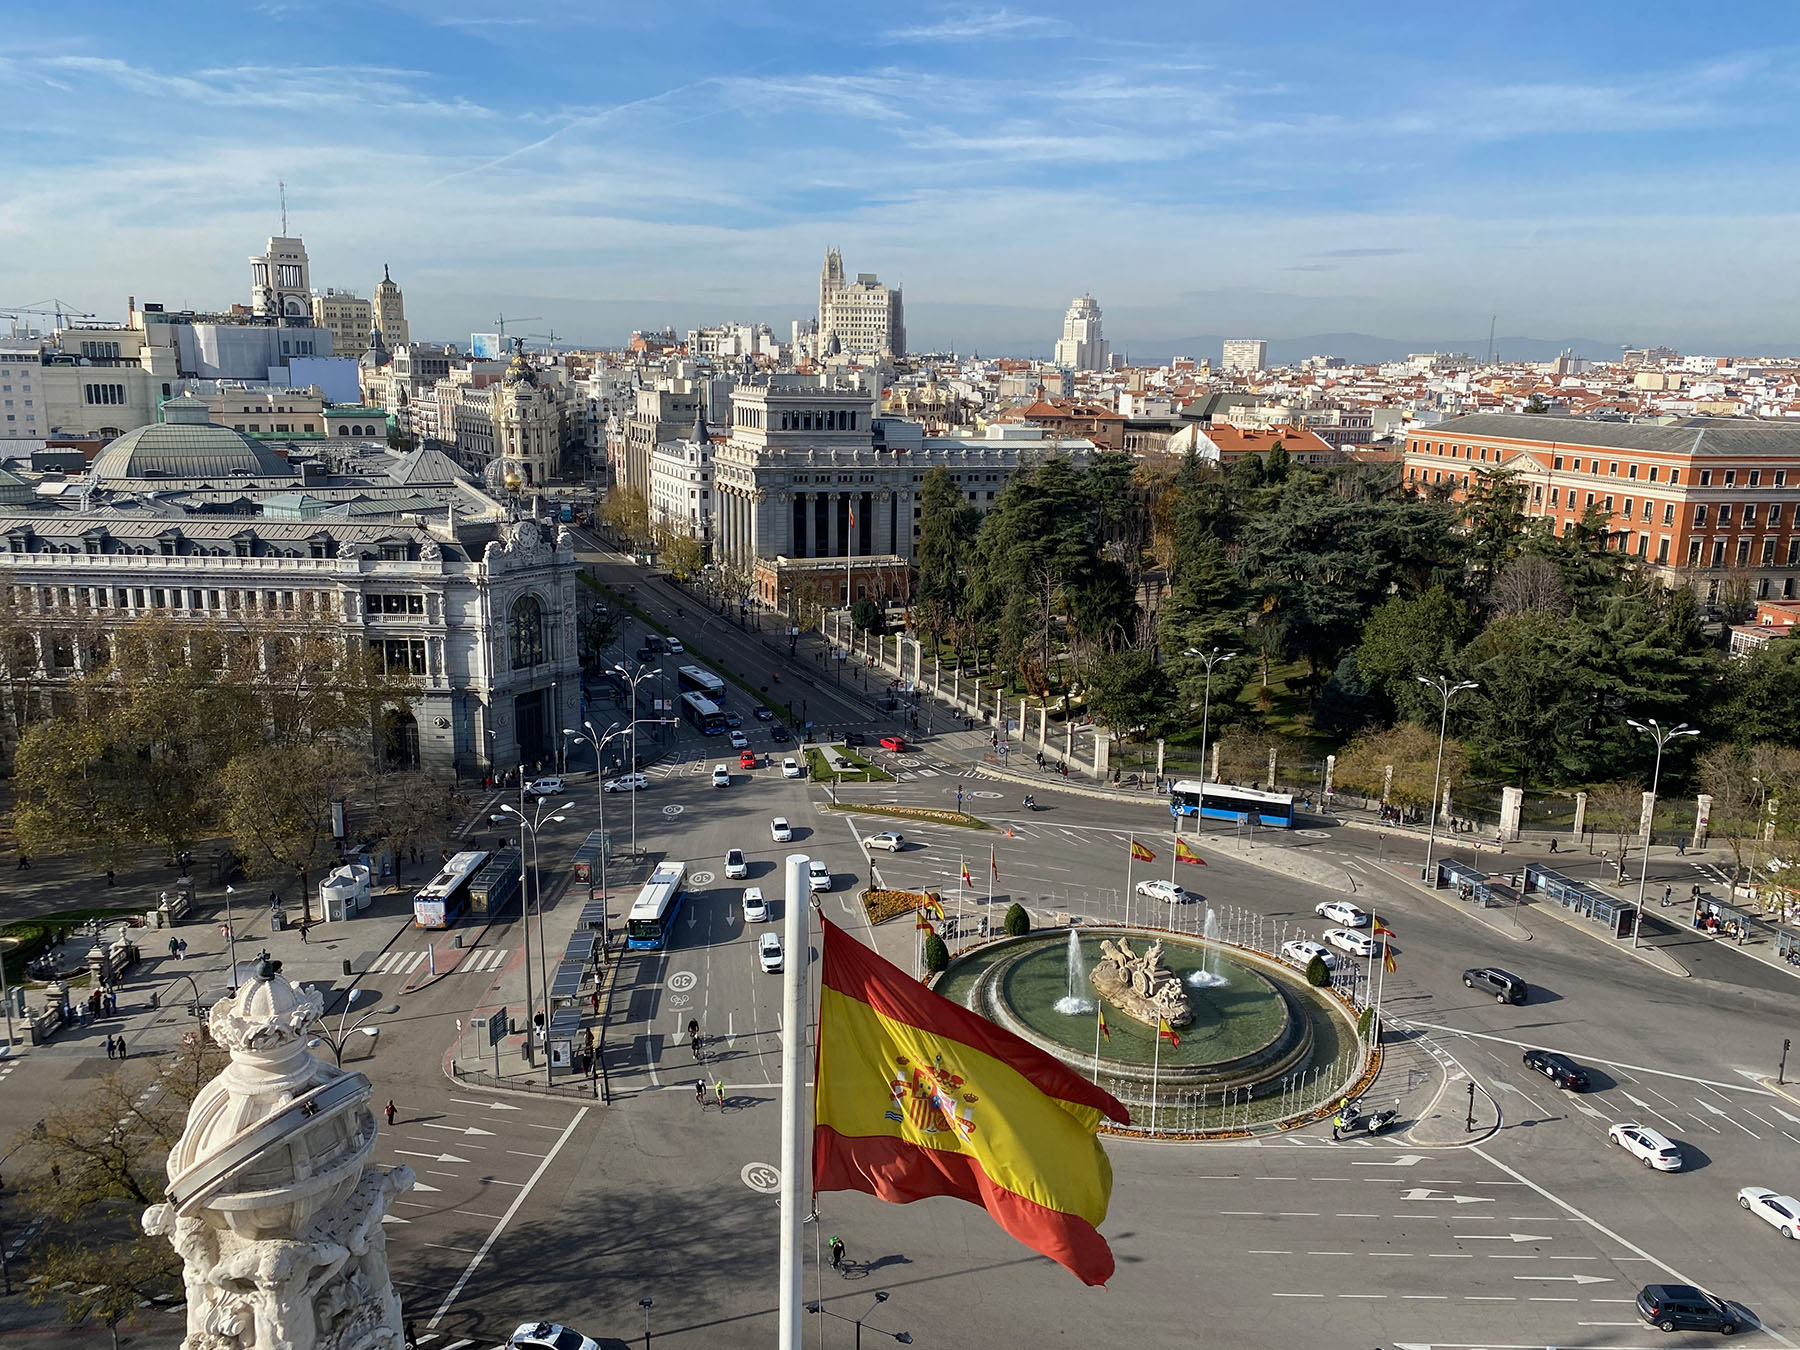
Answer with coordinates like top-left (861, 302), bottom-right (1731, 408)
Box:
top-left (741, 1163), bottom-right (781, 1193)
top-left (667, 971), bottom-right (698, 993)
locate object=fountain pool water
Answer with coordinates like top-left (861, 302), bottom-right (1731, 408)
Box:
top-left (1053, 927), bottom-right (1094, 1015)
top-left (1188, 909), bottom-right (1227, 988)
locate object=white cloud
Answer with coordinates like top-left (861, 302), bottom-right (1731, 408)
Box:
top-left (883, 8), bottom-right (1065, 42)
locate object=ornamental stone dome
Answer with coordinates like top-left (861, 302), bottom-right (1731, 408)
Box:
top-left (503, 353), bottom-right (539, 388)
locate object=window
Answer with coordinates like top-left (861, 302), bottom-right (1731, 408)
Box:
top-left (1553, 456), bottom-right (1563, 470)
top-left (1790, 539), bottom-right (1800, 567)
top-left (1777, 471), bottom-right (1788, 487)
top-left (1670, 469), bottom-right (1681, 485)
top-left (1737, 539), bottom-right (1752, 566)
top-left (509, 594), bottom-right (546, 669)
top-left (1694, 504), bottom-right (1709, 527)
top-left (1663, 503), bottom-right (1675, 525)
top-left (1621, 498), bottom-right (1631, 517)
top-left (1657, 537), bottom-right (1670, 564)
top-left (1648, 466), bottom-right (1659, 482)
top-left (1688, 539), bottom-right (1704, 565)
top-left (1629, 464), bottom-right (1639, 480)
top-left (1711, 541), bottom-right (1726, 567)
top-left (1719, 505), bottom-right (1733, 527)
top-left (1573, 458), bottom-right (1583, 472)
top-left (1772, 504), bottom-right (1786, 528)
top-left (1759, 578), bottom-right (1771, 599)
top-left (1725, 470), bottom-right (1737, 486)
top-left (83, 383), bottom-right (126, 405)
top-left (1550, 488), bottom-right (1560, 506)
top-left (1746, 504), bottom-right (1760, 527)
top-left (1637, 534), bottom-right (1648, 557)
top-left (1750, 470), bottom-right (1762, 486)
top-left (1763, 538), bottom-right (1777, 566)
top-left (1585, 492), bottom-right (1595, 507)
top-left (1700, 470), bottom-right (1712, 486)
top-left (1610, 462), bottom-right (1619, 477)
top-left (1642, 500), bottom-right (1653, 521)
top-left (1604, 495), bottom-right (1615, 512)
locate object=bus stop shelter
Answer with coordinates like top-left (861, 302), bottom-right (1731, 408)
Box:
top-left (1522, 864), bottom-right (1639, 939)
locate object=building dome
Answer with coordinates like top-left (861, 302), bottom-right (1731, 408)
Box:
top-left (91, 415), bottom-right (294, 480)
top-left (503, 353), bottom-right (539, 388)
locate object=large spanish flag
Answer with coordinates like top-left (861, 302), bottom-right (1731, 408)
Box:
top-left (1174, 838), bottom-right (1206, 866)
top-left (813, 917), bottom-right (1129, 1285)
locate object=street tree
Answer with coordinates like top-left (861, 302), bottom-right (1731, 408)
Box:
top-left (1083, 649), bottom-right (1174, 745)
top-left (601, 485), bottom-right (651, 547)
top-left (1696, 742), bottom-right (1765, 880)
top-left (658, 531), bottom-right (704, 582)
top-left (1586, 779), bottom-right (1646, 880)
top-left (850, 598), bottom-right (888, 636)
top-left (914, 467), bottom-right (981, 651)
top-left (1334, 723), bottom-right (1467, 813)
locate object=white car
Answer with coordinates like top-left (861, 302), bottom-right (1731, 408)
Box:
top-left (1315, 900), bottom-right (1368, 927)
top-left (759, 931), bottom-right (784, 972)
top-left (1279, 939), bottom-right (1338, 970)
top-left (865, 831), bottom-right (906, 852)
top-left (712, 764), bottom-right (731, 788)
top-left (724, 847), bottom-right (748, 879)
top-left (506, 1322), bottom-right (599, 1350)
top-left (742, 886), bottom-right (767, 922)
top-left (665, 638), bottom-right (685, 654)
top-left (523, 776), bottom-right (565, 800)
top-left (782, 757), bottom-right (803, 779)
top-left (1609, 1123), bottom-right (1682, 1171)
top-left (770, 817), bottom-right (792, 842)
top-left (807, 859), bottom-right (831, 892)
top-left (1323, 927), bottom-right (1380, 957)
top-left (729, 730), bottom-right (749, 750)
top-left (1739, 1186), bottom-right (1800, 1237)
top-left (603, 773), bottom-right (649, 793)
top-left (1136, 878), bottom-right (1186, 905)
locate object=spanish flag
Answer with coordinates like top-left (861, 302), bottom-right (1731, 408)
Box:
top-left (1129, 838), bottom-right (1155, 863)
top-left (927, 894), bottom-right (946, 921)
top-left (1157, 1017), bottom-right (1181, 1049)
top-left (915, 911), bottom-right (934, 934)
top-left (961, 860), bottom-right (973, 887)
top-left (814, 917), bottom-right (1129, 1285)
top-left (1372, 915), bottom-right (1396, 938)
top-left (1383, 945), bottom-right (1397, 974)
top-left (1174, 838), bottom-right (1206, 866)
top-left (1097, 1005), bottom-right (1110, 1042)
top-left (991, 846), bottom-right (999, 880)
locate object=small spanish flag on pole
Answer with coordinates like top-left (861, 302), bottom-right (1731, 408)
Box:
top-left (1174, 838), bottom-right (1206, 866)
top-left (1383, 945), bottom-right (1397, 974)
top-left (1097, 1005), bottom-right (1110, 1041)
top-left (1129, 838), bottom-right (1156, 863)
top-left (915, 910), bottom-right (935, 933)
top-left (962, 858), bottom-right (973, 888)
top-left (814, 917), bottom-right (1130, 1284)
top-left (1157, 1017), bottom-right (1182, 1049)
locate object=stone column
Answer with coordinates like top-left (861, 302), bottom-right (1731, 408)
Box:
top-left (1064, 717), bottom-right (1074, 760)
top-left (1571, 790), bottom-right (1587, 842)
top-left (1093, 732), bottom-right (1110, 781)
top-left (1156, 738), bottom-right (1165, 780)
top-left (1037, 704), bottom-right (1048, 749)
top-left (1381, 763), bottom-right (1394, 805)
top-left (1266, 747), bottom-right (1277, 790)
top-left (1693, 793), bottom-right (1713, 849)
top-left (1209, 741), bottom-right (1220, 782)
top-left (1500, 785), bottom-right (1523, 842)
top-left (933, 653), bottom-right (941, 695)
top-left (1018, 697), bottom-right (1027, 739)
top-left (1323, 753), bottom-right (1336, 797)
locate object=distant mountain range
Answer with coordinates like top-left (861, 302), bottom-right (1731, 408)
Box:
top-left (1108, 332), bottom-right (1628, 368)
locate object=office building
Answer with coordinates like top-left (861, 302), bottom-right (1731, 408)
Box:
top-left (1053, 295), bottom-right (1110, 372)
top-left (250, 237), bottom-right (313, 319)
top-left (311, 289), bottom-right (373, 357)
top-left (818, 250), bottom-right (906, 360)
top-left (373, 265), bottom-right (409, 348)
top-left (1221, 339), bottom-right (1267, 373)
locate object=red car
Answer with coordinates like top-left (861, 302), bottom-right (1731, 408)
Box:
top-left (879, 735), bottom-right (907, 752)
top-left (739, 750), bottom-right (757, 769)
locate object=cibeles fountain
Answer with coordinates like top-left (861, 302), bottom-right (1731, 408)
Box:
top-left (142, 955), bottom-right (414, 1350)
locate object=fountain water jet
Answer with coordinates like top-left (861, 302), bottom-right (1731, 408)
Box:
top-left (1188, 908), bottom-right (1227, 988)
top-left (1053, 928), bottom-right (1094, 1015)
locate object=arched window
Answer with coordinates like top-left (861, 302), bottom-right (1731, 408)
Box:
top-left (338, 426), bottom-right (350, 435)
top-left (510, 594), bottom-right (546, 669)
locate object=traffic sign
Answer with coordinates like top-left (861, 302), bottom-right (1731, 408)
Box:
top-left (486, 1008), bottom-right (508, 1046)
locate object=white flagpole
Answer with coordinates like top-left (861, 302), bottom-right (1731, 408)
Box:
top-left (1125, 839), bottom-right (1135, 930)
top-left (1151, 1022), bottom-right (1163, 1134)
top-left (778, 854), bottom-right (811, 1350)
top-left (1092, 1001), bottom-right (1103, 1083)
top-left (958, 852), bottom-right (966, 940)
top-left (987, 844), bottom-right (995, 916)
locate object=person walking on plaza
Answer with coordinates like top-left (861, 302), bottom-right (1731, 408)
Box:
top-left (829, 1236), bottom-right (845, 1270)
top-left (384, 1100), bottom-right (396, 1126)
top-left (105, 1035), bottom-right (115, 1061)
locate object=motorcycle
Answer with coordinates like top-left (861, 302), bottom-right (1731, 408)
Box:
top-left (1023, 795), bottom-right (1038, 812)
top-left (1359, 1104), bottom-right (1400, 1135)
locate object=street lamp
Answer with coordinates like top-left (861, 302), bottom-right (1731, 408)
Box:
top-left (614, 662), bottom-right (662, 856)
top-left (497, 797), bottom-right (569, 1085)
top-left (1183, 647), bottom-right (1237, 792)
top-left (568, 719), bottom-right (629, 915)
top-left (1626, 717), bottom-right (1699, 949)
top-left (806, 1292), bottom-right (913, 1350)
top-left (1417, 675), bottom-right (1479, 884)
top-left (309, 986), bottom-right (400, 1067)
top-left (639, 1296), bottom-right (653, 1350)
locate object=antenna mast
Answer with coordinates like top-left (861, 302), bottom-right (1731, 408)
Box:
top-left (1486, 314), bottom-right (1496, 366)
top-left (279, 181), bottom-right (288, 235)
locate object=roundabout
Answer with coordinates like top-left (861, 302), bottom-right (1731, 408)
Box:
top-left (934, 922), bottom-right (1368, 1135)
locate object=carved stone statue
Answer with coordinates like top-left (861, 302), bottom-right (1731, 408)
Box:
top-left (1090, 936), bottom-right (1193, 1029)
top-left (143, 954), bottom-right (413, 1350)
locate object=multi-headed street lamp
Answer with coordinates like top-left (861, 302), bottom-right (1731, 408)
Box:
top-left (1418, 675), bottom-right (1479, 883)
top-left (1626, 717), bottom-right (1699, 949)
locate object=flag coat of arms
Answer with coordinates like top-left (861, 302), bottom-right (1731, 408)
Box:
top-left (813, 917), bottom-right (1130, 1285)
top-left (1129, 838), bottom-right (1155, 862)
top-left (1173, 838), bottom-right (1206, 866)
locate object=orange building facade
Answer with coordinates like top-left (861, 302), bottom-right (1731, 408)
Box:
top-left (1404, 414), bottom-right (1800, 604)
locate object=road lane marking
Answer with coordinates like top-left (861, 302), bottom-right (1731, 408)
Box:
top-left (427, 1107), bottom-right (589, 1331)
top-left (1404, 1022), bottom-right (1777, 1094)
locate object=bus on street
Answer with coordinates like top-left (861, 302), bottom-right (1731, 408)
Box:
top-left (626, 861), bottom-right (688, 949)
top-left (413, 849), bottom-right (492, 927)
top-left (676, 665), bottom-right (727, 704)
top-left (679, 690), bottom-right (726, 735)
top-left (1168, 781), bottom-right (1295, 829)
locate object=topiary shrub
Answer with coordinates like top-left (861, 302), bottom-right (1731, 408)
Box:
top-left (1003, 903), bottom-right (1030, 937)
top-left (923, 932), bottom-right (949, 972)
top-left (1355, 1006), bottom-right (1375, 1041)
top-left (1305, 954), bottom-right (1331, 988)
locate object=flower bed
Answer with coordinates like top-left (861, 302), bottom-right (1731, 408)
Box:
top-left (862, 887), bottom-right (943, 925)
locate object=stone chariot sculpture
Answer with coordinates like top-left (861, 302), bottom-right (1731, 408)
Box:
top-left (1090, 937), bottom-right (1193, 1029)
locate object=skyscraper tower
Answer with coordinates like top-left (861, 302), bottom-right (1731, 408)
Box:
top-left (250, 236), bottom-right (312, 319)
top-left (374, 263), bottom-right (409, 347)
top-left (1053, 295), bottom-right (1109, 372)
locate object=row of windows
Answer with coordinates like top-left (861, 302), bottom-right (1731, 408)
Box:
top-left (84, 383), bottom-right (127, 405)
top-left (79, 341), bottom-right (121, 360)
top-left (369, 638), bottom-right (428, 675)
top-left (12, 584), bottom-right (335, 614)
top-left (365, 593), bottom-right (426, 615)
top-left (1416, 439), bottom-right (1800, 492)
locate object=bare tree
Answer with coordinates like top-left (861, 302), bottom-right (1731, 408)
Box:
top-left (1586, 779), bottom-right (1646, 881)
top-left (1489, 553), bottom-right (1569, 618)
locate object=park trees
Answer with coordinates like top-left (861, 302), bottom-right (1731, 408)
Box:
top-left (600, 484), bottom-right (650, 547)
top-left (914, 467), bottom-right (981, 651)
top-left (1333, 722), bottom-right (1467, 813)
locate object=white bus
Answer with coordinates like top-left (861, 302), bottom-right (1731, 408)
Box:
top-left (1168, 781), bottom-right (1295, 828)
top-left (676, 664), bottom-right (727, 704)
top-left (626, 861), bottom-right (688, 949)
top-left (413, 850), bottom-right (491, 928)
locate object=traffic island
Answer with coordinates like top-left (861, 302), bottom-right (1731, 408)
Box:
top-left (822, 803), bottom-right (991, 830)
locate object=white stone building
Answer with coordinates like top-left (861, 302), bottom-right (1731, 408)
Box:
top-left (648, 410), bottom-right (716, 546)
top-left (818, 249), bottom-right (906, 359)
top-left (1221, 339), bottom-right (1268, 373)
top-left (1054, 295), bottom-right (1110, 372)
top-left (250, 236), bottom-right (313, 319)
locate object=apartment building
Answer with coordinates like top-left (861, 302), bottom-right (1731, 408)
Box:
top-left (1403, 413), bottom-right (1800, 602)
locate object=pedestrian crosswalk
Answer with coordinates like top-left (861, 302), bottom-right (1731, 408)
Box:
top-left (364, 947), bottom-right (509, 976)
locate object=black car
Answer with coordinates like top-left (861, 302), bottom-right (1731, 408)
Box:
top-left (1637, 1283), bottom-right (1739, 1335)
top-left (1462, 966), bottom-right (1528, 1004)
top-left (754, 707), bottom-right (775, 721)
top-left (723, 711), bottom-right (744, 729)
top-left (634, 647), bottom-right (656, 663)
top-left (1523, 1048), bottom-right (1590, 1091)
top-left (769, 724), bottom-right (790, 742)
top-left (844, 731), bottom-right (867, 747)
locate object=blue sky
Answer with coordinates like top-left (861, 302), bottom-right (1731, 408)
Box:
top-left (3, 1), bottom-right (1798, 354)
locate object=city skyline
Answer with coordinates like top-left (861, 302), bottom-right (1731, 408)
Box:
top-left (5, 1), bottom-right (1799, 353)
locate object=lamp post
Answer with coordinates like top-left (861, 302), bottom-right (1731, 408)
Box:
top-left (1748, 775), bottom-right (1769, 898)
top-left (1183, 647), bottom-right (1237, 793)
top-left (222, 884), bottom-right (241, 987)
top-left (1626, 717), bottom-right (1699, 949)
top-left (497, 795), bottom-right (569, 1085)
top-left (639, 1297), bottom-right (652, 1350)
top-left (805, 1292), bottom-right (913, 1350)
top-left (309, 987), bottom-right (400, 1067)
top-left (1417, 675), bottom-right (1478, 884)
top-left (614, 663), bottom-right (662, 856)
top-left (568, 719), bottom-right (629, 944)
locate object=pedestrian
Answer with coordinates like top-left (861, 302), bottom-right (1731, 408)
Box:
top-left (1549, 838), bottom-right (1558, 854)
top-left (15, 853), bottom-right (26, 869)
top-left (406, 1319), bottom-right (417, 1350)
top-left (179, 938), bottom-right (188, 959)
top-left (1663, 885), bottom-right (1672, 906)
top-left (714, 1078), bottom-right (725, 1109)
top-left (385, 1100), bottom-right (397, 1126)
top-left (105, 868), bottom-right (114, 888)
top-left (1677, 839), bottom-right (1687, 857)
top-left (829, 1235), bottom-right (845, 1269)
top-left (105, 1035), bottom-right (115, 1060)
top-left (169, 937), bottom-right (180, 959)
top-left (116, 1037), bottom-right (126, 1061)
top-left (299, 920), bottom-right (309, 944)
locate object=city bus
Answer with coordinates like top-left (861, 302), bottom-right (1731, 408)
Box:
top-left (676, 664), bottom-right (727, 704)
top-left (413, 849), bottom-right (492, 928)
top-left (679, 690), bottom-right (726, 735)
top-left (1168, 781), bottom-right (1296, 829)
top-left (625, 861), bottom-right (688, 949)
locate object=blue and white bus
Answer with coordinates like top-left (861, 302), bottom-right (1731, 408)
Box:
top-left (1168, 781), bottom-right (1296, 829)
top-left (679, 690), bottom-right (726, 735)
top-left (625, 861), bottom-right (688, 949)
top-left (413, 849), bottom-right (492, 928)
top-left (676, 665), bottom-right (727, 704)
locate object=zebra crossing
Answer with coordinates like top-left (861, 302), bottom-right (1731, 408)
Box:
top-left (363, 946), bottom-right (509, 976)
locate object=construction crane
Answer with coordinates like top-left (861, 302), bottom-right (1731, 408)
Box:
top-left (525, 328), bottom-right (562, 352)
top-left (494, 313), bottom-right (542, 341)
top-left (1, 299), bottom-right (98, 337)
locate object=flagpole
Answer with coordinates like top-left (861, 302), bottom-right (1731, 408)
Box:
top-left (778, 854), bottom-right (812, 1350)
top-left (1092, 1002), bottom-right (1103, 1083)
top-left (1125, 838), bottom-right (1134, 930)
top-left (1151, 1021), bottom-right (1163, 1135)
top-left (988, 844), bottom-right (995, 916)
top-left (958, 851), bottom-right (966, 942)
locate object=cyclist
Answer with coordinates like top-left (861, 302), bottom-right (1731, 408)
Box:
top-left (714, 1078), bottom-right (725, 1109)
top-left (688, 1018), bottom-right (701, 1058)
top-left (694, 1079), bottom-right (706, 1108)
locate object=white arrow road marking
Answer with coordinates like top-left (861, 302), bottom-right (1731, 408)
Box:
top-left (1351, 1155), bottom-right (1426, 1167)
top-left (448, 1098), bottom-right (521, 1111)
top-left (1402, 1188), bottom-right (1493, 1204)
top-left (394, 1151), bottom-right (470, 1164)
top-left (1766, 1104), bottom-right (1800, 1126)
top-left (1696, 1099), bottom-right (1760, 1137)
top-left (1622, 1092), bottom-right (1683, 1129)
top-left (421, 1124), bottom-right (495, 1137)
top-left (1454, 1233), bottom-right (1555, 1243)
top-left (1514, 1273), bottom-right (1610, 1284)
top-left (380, 1215), bottom-right (410, 1224)
top-left (410, 1182), bottom-right (441, 1193)
top-left (1569, 1098), bottom-right (1608, 1121)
